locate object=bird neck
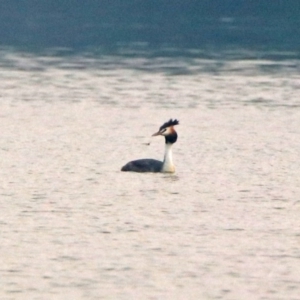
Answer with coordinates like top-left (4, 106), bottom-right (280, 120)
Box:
top-left (161, 143), bottom-right (175, 173)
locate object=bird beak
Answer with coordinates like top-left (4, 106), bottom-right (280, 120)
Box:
top-left (152, 131), bottom-right (161, 136)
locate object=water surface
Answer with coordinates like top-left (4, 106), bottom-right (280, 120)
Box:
top-left (0, 49), bottom-right (300, 299)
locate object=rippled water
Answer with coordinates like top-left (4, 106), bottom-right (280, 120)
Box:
top-left (0, 49), bottom-right (300, 299)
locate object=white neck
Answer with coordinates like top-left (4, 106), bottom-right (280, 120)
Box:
top-left (161, 143), bottom-right (175, 173)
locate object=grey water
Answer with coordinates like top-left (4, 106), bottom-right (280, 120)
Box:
top-left (0, 47), bottom-right (300, 300)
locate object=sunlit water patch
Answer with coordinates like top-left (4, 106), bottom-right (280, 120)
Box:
top-left (0, 48), bottom-right (299, 299)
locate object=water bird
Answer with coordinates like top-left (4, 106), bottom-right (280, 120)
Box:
top-left (121, 119), bottom-right (179, 173)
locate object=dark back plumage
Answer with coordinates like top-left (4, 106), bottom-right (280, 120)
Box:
top-left (159, 119), bottom-right (179, 131)
top-left (121, 159), bottom-right (163, 172)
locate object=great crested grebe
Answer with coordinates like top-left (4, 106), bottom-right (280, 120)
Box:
top-left (121, 119), bottom-right (179, 173)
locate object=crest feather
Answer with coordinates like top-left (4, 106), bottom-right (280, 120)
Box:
top-left (159, 119), bottom-right (179, 131)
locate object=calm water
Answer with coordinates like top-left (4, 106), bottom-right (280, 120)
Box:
top-left (0, 49), bottom-right (300, 300)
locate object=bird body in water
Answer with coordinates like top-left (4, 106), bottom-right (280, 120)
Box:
top-left (121, 119), bottom-right (179, 173)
